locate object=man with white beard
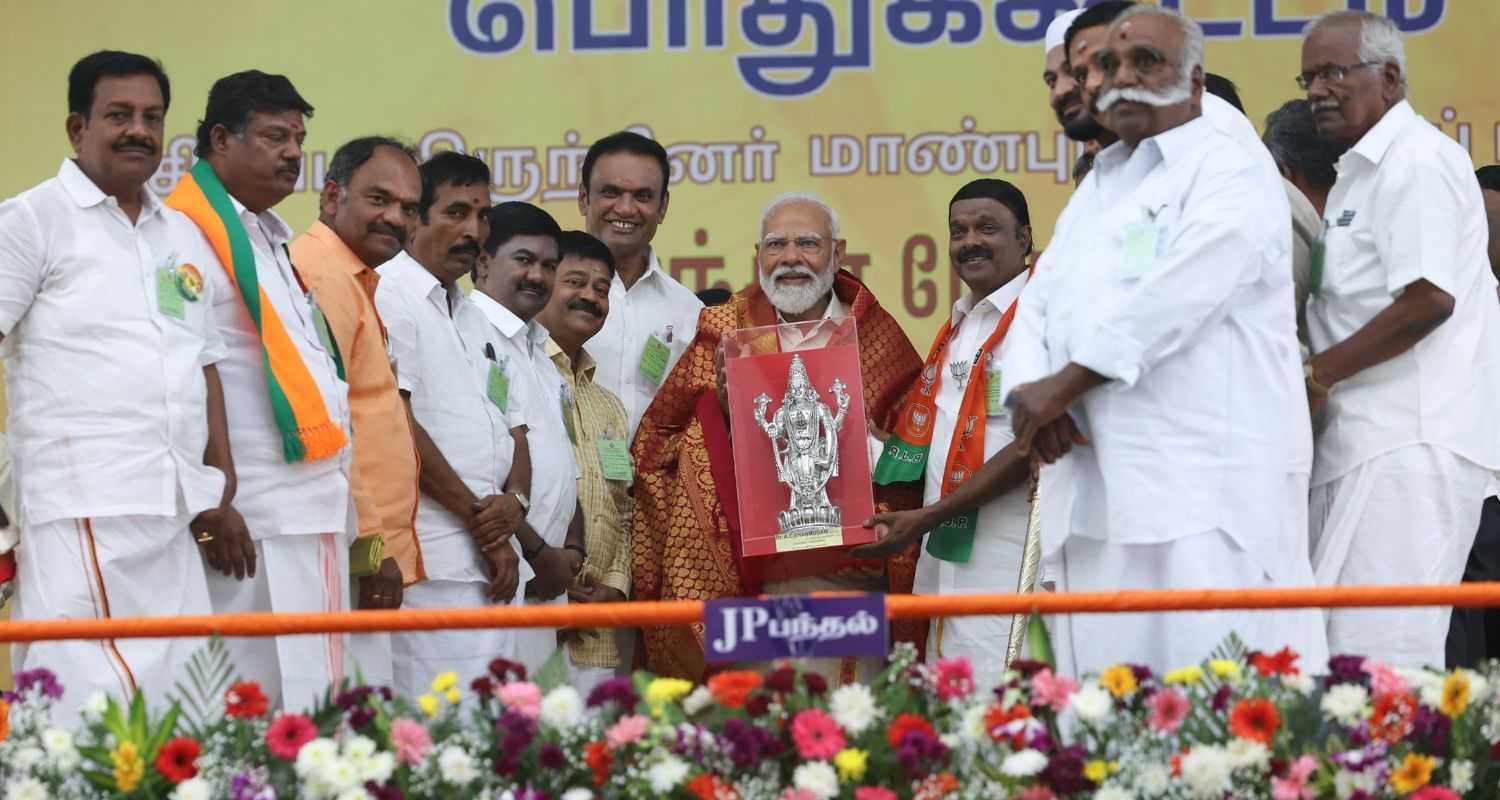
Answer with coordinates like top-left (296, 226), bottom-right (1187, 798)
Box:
top-left (631, 192), bottom-right (924, 683)
top-left (1002, 5), bottom-right (1327, 676)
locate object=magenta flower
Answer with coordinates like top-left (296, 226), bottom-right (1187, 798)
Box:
top-left (854, 789), bottom-right (898, 800)
top-left (1411, 788), bottom-right (1460, 800)
top-left (390, 718), bottom-right (432, 766)
top-left (1271, 755), bottom-right (1317, 800)
top-left (1362, 660), bottom-right (1409, 696)
top-left (790, 709), bottom-right (846, 760)
top-left (265, 713), bottom-right (318, 760)
top-left (606, 714), bottom-right (650, 750)
top-left (1030, 669), bottom-right (1079, 713)
top-left (932, 658), bottom-right (975, 701)
top-left (496, 682), bottom-right (542, 719)
top-left (1148, 688), bottom-right (1190, 733)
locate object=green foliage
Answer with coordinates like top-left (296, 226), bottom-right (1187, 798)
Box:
top-left (168, 636), bottom-right (239, 739)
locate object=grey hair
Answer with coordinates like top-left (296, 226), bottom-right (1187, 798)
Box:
top-left (1112, 4), bottom-right (1205, 87)
top-left (1308, 11), bottom-right (1408, 88)
top-left (760, 191), bottom-right (842, 241)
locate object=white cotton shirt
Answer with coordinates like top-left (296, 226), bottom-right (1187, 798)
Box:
top-left (584, 249), bottom-right (703, 439)
top-left (1001, 114), bottom-right (1307, 584)
top-left (0, 159), bottom-right (227, 526)
top-left (914, 274), bottom-right (1031, 599)
top-left (471, 291), bottom-right (579, 549)
top-left (204, 196), bottom-right (351, 539)
top-left (374, 251), bottom-right (533, 591)
top-left (1307, 100), bottom-right (1500, 486)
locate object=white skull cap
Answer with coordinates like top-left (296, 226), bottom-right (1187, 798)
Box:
top-left (1045, 8), bottom-right (1085, 54)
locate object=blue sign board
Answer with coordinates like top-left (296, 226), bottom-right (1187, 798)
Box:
top-left (704, 593), bottom-right (889, 663)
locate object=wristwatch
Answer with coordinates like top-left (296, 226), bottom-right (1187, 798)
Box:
top-left (509, 491), bottom-right (530, 512)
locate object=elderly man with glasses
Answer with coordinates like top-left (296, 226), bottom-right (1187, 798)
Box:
top-left (1298, 12), bottom-right (1500, 668)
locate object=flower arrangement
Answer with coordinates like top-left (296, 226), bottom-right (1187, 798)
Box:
top-left (3, 634), bottom-right (1500, 798)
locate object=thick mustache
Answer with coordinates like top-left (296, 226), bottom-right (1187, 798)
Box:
top-left (113, 138), bottom-right (154, 152)
top-left (566, 298), bottom-right (603, 318)
top-left (958, 246), bottom-right (993, 263)
top-left (448, 241), bottom-right (479, 257)
top-left (368, 222), bottom-right (405, 243)
top-left (517, 281), bottom-right (548, 295)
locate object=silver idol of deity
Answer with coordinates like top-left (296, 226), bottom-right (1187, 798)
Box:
top-left (752, 354), bottom-right (851, 535)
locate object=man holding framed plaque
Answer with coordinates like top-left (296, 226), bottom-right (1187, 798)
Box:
top-left (631, 193), bottom-right (923, 682)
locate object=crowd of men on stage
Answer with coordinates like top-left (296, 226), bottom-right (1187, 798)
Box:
top-left (5, 1), bottom-right (1500, 719)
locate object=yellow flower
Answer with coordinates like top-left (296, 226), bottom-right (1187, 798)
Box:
top-left (1085, 760), bottom-right (1110, 783)
top-left (1208, 659), bottom-right (1241, 679)
top-left (1100, 665), bottom-right (1138, 699)
top-left (1389, 753), bottom-right (1435, 794)
top-left (418, 693), bottom-right (439, 718)
top-left (111, 741), bottom-right (145, 792)
top-left (430, 671), bottom-right (459, 693)
top-left (1164, 666), bottom-right (1205, 686)
top-left (1440, 670), bottom-right (1472, 719)
top-left (646, 678), bottom-right (695, 708)
top-left (445, 688), bottom-right (463, 705)
top-left (834, 748), bottom-right (869, 783)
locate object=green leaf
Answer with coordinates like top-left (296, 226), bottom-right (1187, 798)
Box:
top-left (147, 704), bottom-right (183, 756)
top-left (534, 647), bottom-right (570, 692)
top-left (103, 697), bottom-right (130, 742)
top-left (128, 690), bottom-right (149, 744)
top-left (1025, 611), bottom-right (1054, 668)
top-left (169, 637), bottom-right (239, 739)
top-left (1208, 632), bottom-right (1249, 664)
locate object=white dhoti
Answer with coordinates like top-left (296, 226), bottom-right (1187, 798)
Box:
top-left (13, 513), bottom-right (211, 723)
top-left (568, 662), bottom-right (614, 693)
top-left (206, 534), bottom-right (349, 712)
top-left (513, 595), bottom-right (564, 677)
top-left (1058, 529), bottom-right (1328, 678)
top-left (1311, 444), bottom-right (1489, 667)
top-left (392, 579), bottom-right (516, 703)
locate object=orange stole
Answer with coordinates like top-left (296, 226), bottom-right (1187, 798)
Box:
top-left (630, 271), bottom-right (925, 681)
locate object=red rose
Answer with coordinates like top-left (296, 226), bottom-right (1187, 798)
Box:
top-left (154, 737), bottom-right (201, 784)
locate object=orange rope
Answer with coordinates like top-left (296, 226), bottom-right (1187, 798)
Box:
top-left (2, 583), bottom-right (1500, 643)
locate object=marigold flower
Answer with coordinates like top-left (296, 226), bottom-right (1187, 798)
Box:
top-left (1207, 660), bottom-right (1241, 679)
top-left (1099, 665), bottom-right (1137, 698)
top-left (834, 747), bottom-right (869, 782)
top-left (1439, 671), bottom-right (1471, 719)
top-left (417, 694), bottom-right (439, 718)
top-left (1164, 665), bottom-right (1205, 686)
top-left (153, 737), bottom-right (200, 784)
top-left (111, 741), bottom-right (146, 792)
top-left (646, 677), bottom-right (695, 709)
top-left (1084, 760), bottom-right (1110, 783)
top-left (1229, 698), bottom-right (1281, 744)
top-left (224, 681), bottom-right (269, 719)
top-left (707, 671), bottom-right (763, 709)
top-left (1390, 753), bottom-right (1436, 795)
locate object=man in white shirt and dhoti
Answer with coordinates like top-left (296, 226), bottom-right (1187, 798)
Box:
top-left (1299, 12), bottom-right (1500, 668)
top-left (1003, 5), bottom-right (1326, 677)
top-left (168, 71), bottom-right (354, 711)
top-left (0, 52), bottom-right (230, 720)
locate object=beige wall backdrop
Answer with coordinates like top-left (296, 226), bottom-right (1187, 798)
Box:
top-left (1, 0), bottom-right (1495, 689)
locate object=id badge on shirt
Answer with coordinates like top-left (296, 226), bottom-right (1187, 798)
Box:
top-left (487, 361), bottom-right (509, 412)
top-left (638, 333), bottom-right (671, 387)
top-left (984, 359), bottom-right (1005, 418)
top-left (560, 385), bottom-right (578, 444)
top-left (596, 436), bottom-right (633, 481)
top-left (1120, 223), bottom-right (1160, 279)
top-left (156, 267), bottom-right (186, 320)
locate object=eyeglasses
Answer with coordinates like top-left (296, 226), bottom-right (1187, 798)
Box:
top-left (762, 235), bottom-right (826, 256)
top-left (1295, 61), bottom-right (1382, 90)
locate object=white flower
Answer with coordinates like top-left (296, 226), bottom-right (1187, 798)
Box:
top-left (960, 703), bottom-right (988, 742)
top-left (1397, 668), bottom-right (1444, 708)
top-left (1281, 673), bottom-right (1316, 696)
top-left (682, 686), bottom-right (713, 715)
top-left (1451, 758), bottom-right (1475, 793)
top-left (1068, 683), bottom-right (1113, 724)
top-left (1136, 763), bottom-right (1171, 795)
top-left (334, 790), bottom-right (372, 800)
top-left (1179, 746), bottom-right (1232, 799)
top-left (647, 754), bottom-right (691, 793)
top-left (171, 778), bottom-right (214, 800)
top-left (295, 738), bottom-right (339, 778)
top-left (939, 733), bottom-right (961, 749)
top-left (1094, 787), bottom-right (1133, 800)
top-left (41, 727), bottom-right (79, 770)
top-left (1334, 768), bottom-right (1377, 800)
top-left (438, 746), bottom-right (477, 786)
top-left (80, 691), bottom-right (109, 722)
top-left (540, 686), bottom-right (584, 728)
top-left (828, 684), bottom-right (878, 735)
top-left (1320, 684), bottom-right (1370, 726)
top-left (344, 735), bottom-right (377, 764)
top-left (360, 751), bottom-right (396, 784)
top-left (4, 778), bottom-right (48, 800)
top-left (317, 757), bottom-right (363, 792)
top-left (793, 761), bottom-right (840, 800)
top-left (1000, 748), bottom-right (1048, 777)
top-left (11, 746), bottom-right (45, 770)
top-left (561, 790), bottom-right (594, 800)
top-left (1226, 738), bottom-right (1269, 772)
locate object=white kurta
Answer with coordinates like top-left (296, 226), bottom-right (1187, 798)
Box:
top-left (0, 160), bottom-right (227, 719)
top-left (915, 275), bottom-right (1030, 692)
top-left (1001, 115), bottom-right (1325, 677)
top-left (375, 252), bottom-right (532, 696)
top-left (584, 250), bottom-right (703, 439)
top-left (1306, 100), bottom-right (1500, 667)
top-left (472, 291), bottom-right (580, 674)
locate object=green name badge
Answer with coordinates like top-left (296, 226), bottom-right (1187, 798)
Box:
top-left (1120, 222), bottom-right (1160, 279)
top-left (596, 438), bottom-right (633, 481)
top-left (638, 334), bottom-right (671, 386)
top-left (157, 268), bottom-right (185, 320)
top-left (985, 367), bottom-right (1004, 417)
top-left (486, 362), bottom-right (509, 412)
top-left (561, 393), bottom-right (577, 444)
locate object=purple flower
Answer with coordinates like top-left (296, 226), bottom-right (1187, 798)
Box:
top-left (764, 666), bottom-right (796, 693)
top-left (1030, 728), bottom-right (1056, 754)
top-left (1211, 684), bottom-right (1233, 713)
top-left (493, 753), bottom-right (521, 777)
top-left (10, 668), bottom-right (63, 701)
top-left (496, 710), bottom-right (538, 758)
top-left (336, 686), bottom-right (374, 708)
top-left (895, 729), bottom-right (949, 779)
top-left (1041, 745), bottom-right (1095, 795)
top-left (1348, 793), bottom-right (1373, 800)
top-left (349, 705), bottom-right (376, 730)
top-left (1128, 664), bottom-right (1154, 685)
top-left (539, 743), bottom-right (566, 770)
top-left (1411, 705), bottom-right (1451, 751)
top-left (1325, 656), bottom-right (1369, 689)
top-left (586, 677), bottom-right (640, 710)
top-left (720, 718), bottom-right (762, 769)
top-left (516, 788), bottom-right (551, 800)
top-left (364, 782), bottom-right (404, 800)
top-left (489, 658), bottom-right (528, 682)
top-left (231, 768), bottom-right (277, 800)
top-left (802, 673), bottom-right (828, 696)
